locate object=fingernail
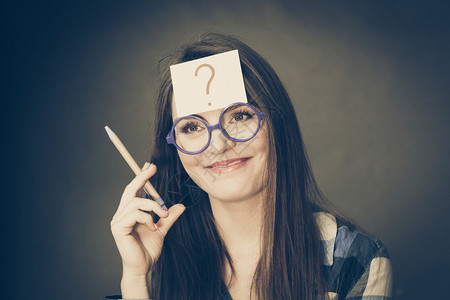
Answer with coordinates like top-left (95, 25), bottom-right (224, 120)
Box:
top-left (153, 223), bottom-right (158, 230)
top-left (143, 162), bottom-right (150, 169)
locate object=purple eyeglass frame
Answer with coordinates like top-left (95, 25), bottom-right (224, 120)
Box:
top-left (166, 102), bottom-right (265, 155)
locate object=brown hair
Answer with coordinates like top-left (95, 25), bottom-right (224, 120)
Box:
top-left (149, 32), bottom-right (329, 299)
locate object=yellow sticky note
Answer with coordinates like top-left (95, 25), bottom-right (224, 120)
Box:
top-left (170, 49), bottom-right (247, 118)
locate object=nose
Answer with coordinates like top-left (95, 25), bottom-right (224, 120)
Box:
top-left (206, 127), bottom-right (236, 155)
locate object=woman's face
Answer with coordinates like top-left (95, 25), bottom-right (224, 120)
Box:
top-left (172, 101), bottom-right (269, 203)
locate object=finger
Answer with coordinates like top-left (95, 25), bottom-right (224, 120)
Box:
top-left (111, 210), bottom-right (157, 237)
top-left (117, 162), bottom-right (151, 212)
top-left (137, 162), bottom-right (151, 196)
top-left (134, 223), bottom-right (159, 243)
top-left (119, 198), bottom-right (169, 220)
top-left (125, 163), bottom-right (156, 195)
top-left (112, 208), bottom-right (155, 231)
top-left (156, 204), bottom-right (186, 236)
top-left (120, 163), bottom-right (157, 206)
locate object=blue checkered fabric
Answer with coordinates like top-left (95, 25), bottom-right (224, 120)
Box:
top-left (315, 212), bottom-right (393, 300)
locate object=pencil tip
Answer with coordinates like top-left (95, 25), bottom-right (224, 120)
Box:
top-left (104, 126), bottom-right (116, 139)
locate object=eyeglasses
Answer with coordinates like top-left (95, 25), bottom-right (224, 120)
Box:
top-left (166, 102), bottom-right (265, 155)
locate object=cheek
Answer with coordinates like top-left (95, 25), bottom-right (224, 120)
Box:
top-left (247, 125), bottom-right (269, 154)
top-left (178, 151), bottom-right (203, 175)
top-left (178, 152), bottom-right (193, 169)
top-left (177, 152), bottom-right (213, 191)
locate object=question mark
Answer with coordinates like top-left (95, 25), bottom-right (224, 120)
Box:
top-left (195, 63), bottom-right (215, 106)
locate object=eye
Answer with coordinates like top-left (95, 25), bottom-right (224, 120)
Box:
top-left (178, 121), bottom-right (205, 134)
top-left (230, 111), bottom-right (254, 123)
top-left (183, 124), bottom-right (198, 133)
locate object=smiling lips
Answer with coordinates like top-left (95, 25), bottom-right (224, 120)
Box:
top-left (206, 157), bottom-right (251, 173)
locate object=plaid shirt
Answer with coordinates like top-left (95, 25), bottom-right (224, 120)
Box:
top-left (313, 212), bottom-right (393, 300)
top-left (106, 212), bottom-right (393, 300)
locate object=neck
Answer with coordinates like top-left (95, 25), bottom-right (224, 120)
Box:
top-left (209, 193), bottom-right (263, 255)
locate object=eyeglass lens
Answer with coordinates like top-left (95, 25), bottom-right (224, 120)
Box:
top-left (173, 104), bottom-right (259, 153)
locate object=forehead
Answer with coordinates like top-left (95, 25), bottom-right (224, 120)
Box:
top-left (171, 96), bottom-right (222, 123)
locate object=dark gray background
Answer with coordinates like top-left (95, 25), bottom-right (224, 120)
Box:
top-left (5, 1), bottom-right (449, 299)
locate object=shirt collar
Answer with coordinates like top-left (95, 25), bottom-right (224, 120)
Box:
top-left (314, 212), bottom-right (337, 266)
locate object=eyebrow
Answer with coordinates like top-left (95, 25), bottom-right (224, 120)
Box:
top-left (174, 114), bottom-right (208, 124)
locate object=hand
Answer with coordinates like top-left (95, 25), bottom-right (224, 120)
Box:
top-left (110, 162), bottom-right (186, 277)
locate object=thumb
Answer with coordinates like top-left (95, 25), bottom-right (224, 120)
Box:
top-left (156, 204), bottom-right (186, 236)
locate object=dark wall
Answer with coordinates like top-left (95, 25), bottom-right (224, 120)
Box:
top-left (6, 1), bottom-right (449, 299)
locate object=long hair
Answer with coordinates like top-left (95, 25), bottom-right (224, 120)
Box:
top-left (149, 32), bottom-right (329, 300)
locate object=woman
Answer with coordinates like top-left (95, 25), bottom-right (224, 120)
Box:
top-left (106, 33), bottom-right (392, 300)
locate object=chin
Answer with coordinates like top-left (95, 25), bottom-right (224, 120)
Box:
top-left (197, 172), bottom-right (264, 202)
